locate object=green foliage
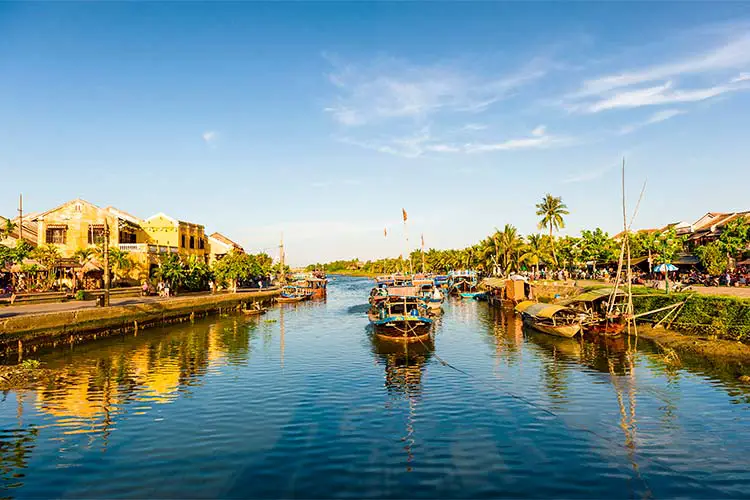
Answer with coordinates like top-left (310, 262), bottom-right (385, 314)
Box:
top-left (633, 294), bottom-right (750, 341)
top-left (156, 253), bottom-right (187, 290)
top-left (183, 255), bottom-right (211, 291)
top-left (536, 194), bottom-right (569, 268)
top-left (0, 217), bottom-right (17, 239)
top-left (30, 244), bottom-right (60, 269)
top-left (695, 241), bottom-right (728, 275)
top-left (521, 234), bottom-right (551, 271)
top-left (718, 217), bottom-right (750, 258)
top-left (579, 228), bottom-right (618, 266)
top-left (653, 228), bottom-right (684, 265)
top-left (75, 290), bottom-right (86, 301)
top-left (212, 250), bottom-right (271, 288)
top-left (20, 359), bottom-right (41, 370)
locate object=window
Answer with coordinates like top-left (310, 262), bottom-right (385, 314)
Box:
top-left (88, 225), bottom-right (106, 244)
top-left (181, 235), bottom-right (186, 248)
top-left (46, 226), bottom-right (67, 244)
top-left (120, 231), bottom-right (136, 244)
top-left (199, 238), bottom-right (205, 250)
top-left (189, 236), bottom-right (195, 249)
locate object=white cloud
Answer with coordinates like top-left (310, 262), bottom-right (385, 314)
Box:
top-left (573, 32), bottom-right (750, 98)
top-left (324, 56), bottom-right (549, 126)
top-left (619, 108), bottom-right (685, 135)
top-left (466, 126), bottom-right (566, 153)
top-left (463, 123), bottom-right (488, 131)
top-left (565, 31), bottom-right (750, 115)
top-left (586, 76), bottom-right (749, 112)
top-left (531, 125), bottom-right (546, 137)
top-left (202, 131), bottom-right (218, 146)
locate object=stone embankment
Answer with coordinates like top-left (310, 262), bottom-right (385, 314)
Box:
top-left (0, 290), bottom-right (279, 357)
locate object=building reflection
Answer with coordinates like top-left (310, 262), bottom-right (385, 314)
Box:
top-left (370, 334), bottom-right (433, 471)
top-left (32, 316), bottom-right (258, 440)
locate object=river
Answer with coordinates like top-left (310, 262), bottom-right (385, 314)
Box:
top-left (1, 275), bottom-right (749, 498)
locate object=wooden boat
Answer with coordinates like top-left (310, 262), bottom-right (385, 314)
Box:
top-left (433, 275), bottom-right (450, 289)
top-left (369, 286), bottom-right (389, 306)
top-left (243, 307), bottom-right (267, 316)
top-left (293, 276), bottom-right (328, 298)
top-left (561, 288), bottom-right (627, 336)
top-left (369, 296), bottom-right (433, 342)
top-left (514, 301), bottom-right (583, 338)
top-left (375, 275), bottom-right (395, 286)
top-left (277, 285), bottom-right (308, 303)
top-left (416, 283), bottom-right (444, 313)
top-left (448, 270), bottom-right (481, 297)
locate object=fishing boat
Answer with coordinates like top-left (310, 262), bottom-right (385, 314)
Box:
top-left (369, 296), bottom-right (433, 342)
top-left (448, 270), bottom-right (484, 299)
top-left (433, 275), bottom-right (450, 289)
top-left (412, 274), bottom-right (434, 286)
top-left (293, 275), bottom-right (328, 298)
top-left (375, 275), bottom-right (395, 286)
top-left (416, 283), bottom-right (444, 313)
top-left (243, 307), bottom-right (267, 316)
top-left (277, 285), bottom-right (308, 303)
top-left (369, 285), bottom-right (389, 306)
top-left (561, 288), bottom-right (627, 336)
top-left (514, 300), bottom-right (583, 338)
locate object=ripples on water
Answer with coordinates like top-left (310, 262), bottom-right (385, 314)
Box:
top-left (1, 276), bottom-right (749, 498)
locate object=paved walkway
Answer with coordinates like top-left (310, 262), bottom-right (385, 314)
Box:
top-left (0, 289), bottom-right (277, 319)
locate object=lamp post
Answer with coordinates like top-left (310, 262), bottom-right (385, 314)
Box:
top-left (103, 221), bottom-right (111, 306)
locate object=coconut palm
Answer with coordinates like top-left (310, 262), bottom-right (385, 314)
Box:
top-left (1, 218), bottom-right (17, 239)
top-left (73, 248), bottom-right (95, 267)
top-left (536, 194), bottom-right (569, 268)
top-left (107, 247), bottom-right (133, 282)
top-left (521, 234), bottom-right (551, 275)
top-left (497, 224), bottom-right (525, 274)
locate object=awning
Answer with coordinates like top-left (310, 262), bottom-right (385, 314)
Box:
top-left (562, 288), bottom-right (623, 304)
top-left (515, 301), bottom-right (570, 319)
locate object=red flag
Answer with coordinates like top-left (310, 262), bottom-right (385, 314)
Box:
top-left (402, 208), bottom-right (408, 222)
top-left (384, 227), bottom-right (387, 238)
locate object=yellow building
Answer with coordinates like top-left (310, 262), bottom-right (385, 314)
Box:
top-left (208, 232), bottom-right (244, 265)
top-left (141, 212), bottom-right (209, 262)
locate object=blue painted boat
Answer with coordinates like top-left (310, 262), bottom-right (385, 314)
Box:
top-left (368, 295), bottom-right (433, 341)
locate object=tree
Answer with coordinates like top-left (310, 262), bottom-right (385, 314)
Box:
top-left (1, 218), bottom-right (17, 240)
top-left (695, 241), bottom-right (728, 276)
top-left (30, 244), bottom-right (61, 290)
top-left (521, 234), bottom-right (551, 274)
top-left (156, 253), bottom-right (186, 291)
top-left (184, 255), bottom-right (211, 291)
top-left (556, 235), bottom-right (582, 270)
top-left (107, 247), bottom-right (133, 282)
top-left (496, 224), bottom-right (525, 274)
top-left (73, 248), bottom-right (95, 267)
top-left (536, 194), bottom-right (569, 268)
top-left (579, 228), bottom-right (617, 269)
top-left (653, 228), bottom-right (683, 265)
top-left (718, 216), bottom-right (750, 260)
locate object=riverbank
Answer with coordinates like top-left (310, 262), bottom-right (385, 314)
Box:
top-left (0, 289), bottom-right (279, 359)
top-left (330, 270), bottom-right (379, 278)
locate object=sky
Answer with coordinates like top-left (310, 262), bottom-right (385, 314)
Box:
top-left (1, 2), bottom-right (750, 266)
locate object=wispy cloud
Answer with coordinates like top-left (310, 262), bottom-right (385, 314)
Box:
top-left (337, 124), bottom-right (567, 158)
top-left (619, 108), bottom-right (685, 135)
top-left (565, 31), bottom-right (750, 114)
top-left (202, 130), bottom-right (218, 147)
top-left (463, 123), bottom-right (488, 131)
top-left (324, 54), bottom-right (549, 127)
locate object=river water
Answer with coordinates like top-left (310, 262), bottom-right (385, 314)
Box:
top-left (1, 276), bottom-right (749, 498)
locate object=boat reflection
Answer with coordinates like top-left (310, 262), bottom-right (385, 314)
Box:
top-left (370, 333), bottom-right (433, 471)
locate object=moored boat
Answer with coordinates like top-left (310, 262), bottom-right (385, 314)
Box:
top-left (448, 270), bottom-right (481, 298)
top-left (514, 300), bottom-right (583, 338)
top-left (561, 288), bottom-right (627, 336)
top-left (369, 295), bottom-right (433, 342)
top-left (277, 285), bottom-right (308, 303)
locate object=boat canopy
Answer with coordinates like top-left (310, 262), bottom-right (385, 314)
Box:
top-left (515, 301), bottom-right (571, 319)
top-left (562, 288), bottom-right (623, 305)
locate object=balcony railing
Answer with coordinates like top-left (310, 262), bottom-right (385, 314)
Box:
top-left (118, 243), bottom-right (179, 254)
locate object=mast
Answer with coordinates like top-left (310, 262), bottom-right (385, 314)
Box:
top-left (402, 208), bottom-right (413, 275)
top-left (279, 232), bottom-right (286, 285)
top-left (17, 194), bottom-right (23, 242)
top-left (421, 234), bottom-right (425, 274)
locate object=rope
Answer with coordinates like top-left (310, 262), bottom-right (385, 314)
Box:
top-left (409, 322), bottom-right (723, 497)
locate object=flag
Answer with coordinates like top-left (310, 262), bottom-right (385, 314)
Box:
top-left (384, 227), bottom-right (387, 238)
top-left (421, 233), bottom-right (424, 249)
top-left (402, 208), bottom-right (407, 222)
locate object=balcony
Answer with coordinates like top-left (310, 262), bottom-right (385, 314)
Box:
top-left (118, 243), bottom-right (179, 254)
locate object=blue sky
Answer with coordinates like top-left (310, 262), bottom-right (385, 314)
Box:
top-left (2, 3), bottom-right (750, 265)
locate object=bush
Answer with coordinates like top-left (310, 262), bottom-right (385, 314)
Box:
top-left (75, 290), bottom-right (86, 301)
top-left (20, 359), bottom-right (41, 370)
top-left (633, 293), bottom-right (750, 341)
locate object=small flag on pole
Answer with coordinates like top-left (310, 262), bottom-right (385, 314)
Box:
top-left (421, 233), bottom-right (424, 249)
top-left (402, 208), bottom-right (408, 222)
top-left (384, 227), bottom-right (387, 238)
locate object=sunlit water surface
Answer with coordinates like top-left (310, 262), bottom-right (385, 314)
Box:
top-left (2, 276), bottom-right (749, 498)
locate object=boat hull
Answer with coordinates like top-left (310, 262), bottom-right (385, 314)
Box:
top-left (584, 320), bottom-right (625, 336)
top-left (243, 308), bottom-right (267, 316)
top-left (459, 292), bottom-right (485, 299)
top-left (277, 296), bottom-right (306, 303)
top-left (523, 316), bottom-right (581, 338)
top-left (371, 315), bottom-right (432, 342)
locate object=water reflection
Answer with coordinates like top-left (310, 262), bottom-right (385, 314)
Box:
top-left (370, 334), bottom-right (434, 471)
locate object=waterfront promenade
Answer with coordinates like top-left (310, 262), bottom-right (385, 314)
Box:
top-left (0, 288), bottom-right (278, 319)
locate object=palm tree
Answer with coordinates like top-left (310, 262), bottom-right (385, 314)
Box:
top-left (497, 224), bottom-right (524, 274)
top-left (521, 234), bottom-right (551, 275)
top-left (107, 247), bottom-right (132, 282)
top-left (30, 244), bottom-right (61, 290)
top-left (536, 194), bottom-right (569, 268)
top-left (73, 248), bottom-right (95, 267)
top-left (1, 217), bottom-right (17, 240)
